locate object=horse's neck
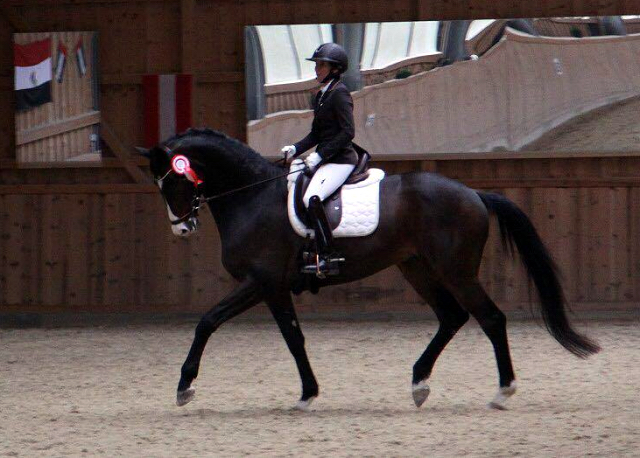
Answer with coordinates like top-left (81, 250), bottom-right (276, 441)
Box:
top-left (207, 178), bottom-right (287, 246)
top-left (205, 145), bottom-right (278, 187)
top-left (200, 140), bottom-right (285, 237)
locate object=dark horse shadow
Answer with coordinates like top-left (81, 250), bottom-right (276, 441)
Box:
top-left (137, 128), bottom-right (600, 411)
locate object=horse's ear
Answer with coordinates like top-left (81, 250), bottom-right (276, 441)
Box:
top-left (134, 146), bottom-right (150, 158)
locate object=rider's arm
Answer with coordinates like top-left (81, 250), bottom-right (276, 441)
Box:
top-left (293, 130), bottom-right (319, 158)
top-left (317, 87), bottom-right (355, 161)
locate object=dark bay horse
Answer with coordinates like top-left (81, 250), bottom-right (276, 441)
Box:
top-left (138, 128), bottom-right (599, 411)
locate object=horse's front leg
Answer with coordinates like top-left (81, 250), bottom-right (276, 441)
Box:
top-left (266, 292), bottom-right (319, 411)
top-left (177, 277), bottom-right (263, 406)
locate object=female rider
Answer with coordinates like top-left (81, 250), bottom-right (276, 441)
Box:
top-left (281, 43), bottom-right (358, 276)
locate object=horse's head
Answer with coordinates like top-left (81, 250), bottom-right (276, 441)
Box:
top-left (137, 142), bottom-right (204, 237)
top-left (139, 128), bottom-right (279, 236)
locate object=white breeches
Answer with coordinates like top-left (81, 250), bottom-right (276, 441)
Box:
top-left (303, 162), bottom-right (356, 207)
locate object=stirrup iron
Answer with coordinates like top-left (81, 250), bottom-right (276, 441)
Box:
top-left (300, 252), bottom-right (344, 278)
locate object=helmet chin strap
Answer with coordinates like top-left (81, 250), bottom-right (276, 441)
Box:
top-left (321, 72), bottom-right (340, 84)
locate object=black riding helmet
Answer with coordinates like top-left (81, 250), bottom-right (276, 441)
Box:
top-left (306, 43), bottom-right (349, 74)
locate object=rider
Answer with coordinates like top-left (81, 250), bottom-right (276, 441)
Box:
top-left (281, 42), bottom-right (358, 276)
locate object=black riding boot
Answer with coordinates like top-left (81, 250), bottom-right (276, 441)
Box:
top-left (301, 195), bottom-right (344, 277)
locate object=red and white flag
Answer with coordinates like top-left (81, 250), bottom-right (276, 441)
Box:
top-left (14, 37), bottom-right (52, 111)
top-left (143, 74), bottom-right (193, 147)
top-left (55, 40), bottom-right (67, 83)
top-left (75, 37), bottom-right (87, 76)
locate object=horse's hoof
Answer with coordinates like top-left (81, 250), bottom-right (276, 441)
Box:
top-left (294, 396), bottom-right (316, 412)
top-left (412, 381), bottom-right (430, 408)
top-left (488, 401), bottom-right (508, 410)
top-left (488, 381), bottom-right (517, 410)
top-left (176, 387), bottom-right (196, 407)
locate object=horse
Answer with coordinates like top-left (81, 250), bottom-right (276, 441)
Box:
top-left (137, 128), bottom-right (600, 411)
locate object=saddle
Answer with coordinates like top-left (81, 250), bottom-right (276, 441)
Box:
top-left (287, 147), bottom-right (386, 239)
top-left (293, 149), bottom-right (371, 229)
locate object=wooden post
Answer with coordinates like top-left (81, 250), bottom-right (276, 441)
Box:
top-left (100, 120), bottom-right (150, 184)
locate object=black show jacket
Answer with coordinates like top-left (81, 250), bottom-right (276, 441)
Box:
top-left (293, 78), bottom-right (358, 166)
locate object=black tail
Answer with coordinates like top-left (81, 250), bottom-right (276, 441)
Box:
top-left (478, 192), bottom-right (600, 358)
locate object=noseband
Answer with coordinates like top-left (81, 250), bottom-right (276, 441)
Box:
top-left (168, 194), bottom-right (202, 226)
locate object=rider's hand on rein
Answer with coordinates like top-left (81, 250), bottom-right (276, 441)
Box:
top-left (304, 152), bottom-right (322, 172)
top-left (281, 145), bottom-right (296, 159)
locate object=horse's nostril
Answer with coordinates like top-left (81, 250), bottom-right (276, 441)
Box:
top-left (181, 228), bottom-right (188, 235)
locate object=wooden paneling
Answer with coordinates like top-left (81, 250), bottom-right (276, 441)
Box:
top-left (2, 1), bottom-right (640, 317)
top-left (16, 111), bottom-right (100, 146)
top-left (534, 18), bottom-right (592, 37)
top-left (2, 157), bottom-right (640, 315)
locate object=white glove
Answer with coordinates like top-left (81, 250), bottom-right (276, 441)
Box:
top-left (304, 152), bottom-right (322, 171)
top-left (281, 145), bottom-right (296, 158)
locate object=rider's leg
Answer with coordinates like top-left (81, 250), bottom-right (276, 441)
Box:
top-left (307, 195), bottom-right (334, 256)
top-left (302, 163), bottom-right (354, 275)
top-left (303, 163), bottom-right (356, 208)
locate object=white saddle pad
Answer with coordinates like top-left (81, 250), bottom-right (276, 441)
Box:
top-left (287, 168), bottom-right (385, 238)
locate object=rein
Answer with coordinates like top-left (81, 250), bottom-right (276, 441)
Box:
top-left (199, 165), bottom-right (304, 204)
top-left (168, 162), bottom-right (305, 225)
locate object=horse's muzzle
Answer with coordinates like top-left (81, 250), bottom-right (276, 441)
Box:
top-left (172, 216), bottom-right (200, 237)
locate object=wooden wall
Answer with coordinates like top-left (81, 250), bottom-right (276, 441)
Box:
top-left (2, 154), bottom-right (639, 317)
top-left (1, 0), bottom-right (639, 319)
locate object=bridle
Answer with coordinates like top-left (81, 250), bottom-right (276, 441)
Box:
top-left (156, 146), bottom-right (205, 226)
top-left (165, 192), bottom-right (203, 226)
top-left (157, 145), bottom-right (305, 226)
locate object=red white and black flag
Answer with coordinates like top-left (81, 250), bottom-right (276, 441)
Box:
top-left (143, 74), bottom-right (193, 147)
top-left (75, 37), bottom-right (87, 76)
top-left (14, 38), bottom-right (52, 111)
top-left (55, 40), bottom-right (67, 83)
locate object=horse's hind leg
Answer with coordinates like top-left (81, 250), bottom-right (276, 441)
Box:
top-left (447, 279), bottom-right (517, 409)
top-left (399, 258), bottom-right (470, 408)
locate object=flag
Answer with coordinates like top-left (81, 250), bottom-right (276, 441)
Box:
top-left (75, 37), bottom-right (87, 76)
top-left (55, 40), bottom-right (67, 83)
top-left (143, 74), bottom-right (193, 147)
top-left (14, 38), bottom-right (52, 111)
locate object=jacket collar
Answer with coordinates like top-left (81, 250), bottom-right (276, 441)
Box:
top-left (316, 78), bottom-right (340, 105)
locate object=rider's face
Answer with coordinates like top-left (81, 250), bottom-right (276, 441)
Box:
top-left (315, 61), bottom-right (331, 83)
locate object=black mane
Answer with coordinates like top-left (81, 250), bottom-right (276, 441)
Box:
top-left (162, 128), bottom-right (280, 180)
